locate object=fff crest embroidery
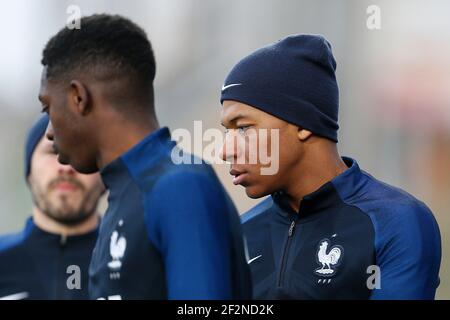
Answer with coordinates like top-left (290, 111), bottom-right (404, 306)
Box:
top-left (314, 237), bottom-right (344, 278)
top-left (107, 219), bottom-right (127, 279)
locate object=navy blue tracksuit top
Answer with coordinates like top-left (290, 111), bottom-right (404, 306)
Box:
top-left (242, 157), bottom-right (441, 300)
top-left (88, 127), bottom-right (251, 300)
top-left (0, 218), bottom-right (97, 300)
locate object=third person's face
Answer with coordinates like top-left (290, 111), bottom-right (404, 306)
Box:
top-left (28, 136), bottom-right (105, 225)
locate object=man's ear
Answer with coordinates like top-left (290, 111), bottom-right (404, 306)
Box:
top-left (69, 80), bottom-right (91, 115)
top-left (297, 128), bottom-right (313, 141)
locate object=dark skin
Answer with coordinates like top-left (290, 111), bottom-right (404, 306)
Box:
top-left (39, 66), bottom-right (159, 174)
top-left (220, 100), bottom-right (348, 213)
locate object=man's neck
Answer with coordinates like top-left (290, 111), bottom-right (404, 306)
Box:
top-left (32, 208), bottom-right (99, 237)
top-left (96, 112), bottom-right (159, 170)
top-left (284, 142), bottom-right (348, 213)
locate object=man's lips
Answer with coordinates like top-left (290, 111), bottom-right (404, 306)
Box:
top-left (54, 182), bottom-right (79, 192)
top-left (49, 178), bottom-right (83, 192)
top-left (229, 168), bottom-right (249, 186)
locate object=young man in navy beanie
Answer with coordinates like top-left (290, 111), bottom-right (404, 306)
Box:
top-left (220, 34), bottom-right (441, 299)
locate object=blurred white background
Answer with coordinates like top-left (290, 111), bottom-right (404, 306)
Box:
top-left (0, 0), bottom-right (449, 298)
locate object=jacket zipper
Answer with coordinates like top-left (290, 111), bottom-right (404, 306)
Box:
top-left (277, 219), bottom-right (296, 287)
top-left (55, 234), bottom-right (67, 299)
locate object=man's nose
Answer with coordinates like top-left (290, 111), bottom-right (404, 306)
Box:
top-left (58, 163), bottom-right (76, 176)
top-left (219, 131), bottom-right (240, 162)
top-left (46, 121), bottom-right (54, 141)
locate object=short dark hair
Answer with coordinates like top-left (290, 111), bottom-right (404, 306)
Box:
top-left (41, 14), bottom-right (156, 108)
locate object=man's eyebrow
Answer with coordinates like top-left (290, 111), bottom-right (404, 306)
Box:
top-left (221, 114), bottom-right (247, 127)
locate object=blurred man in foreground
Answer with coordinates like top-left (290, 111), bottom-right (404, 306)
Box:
top-left (39, 14), bottom-right (251, 299)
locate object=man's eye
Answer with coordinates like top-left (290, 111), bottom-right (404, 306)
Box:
top-left (237, 126), bottom-right (251, 134)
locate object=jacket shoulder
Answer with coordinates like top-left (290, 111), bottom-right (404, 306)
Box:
top-left (0, 231), bottom-right (26, 254)
top-left (344, 171), bottom-right (437, 227)
top-left (241, 197), bottom-right (273, 225)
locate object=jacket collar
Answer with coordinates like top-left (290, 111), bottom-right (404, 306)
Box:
top-left (272, 157), bottom-right (361, 222)
top-left (100, 127), bottom-right (174, 191)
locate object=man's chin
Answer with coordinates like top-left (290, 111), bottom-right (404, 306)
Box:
top-left (57, 153), bottom-right (70, 165)
top-left (74, 165), bottom-right (100, 174)
top-left (58, 155), bottom-right (99, 174)
top-left (244, 186), bottom-right (270, 199)
top-left (45, 207), bottom-right (92, 226)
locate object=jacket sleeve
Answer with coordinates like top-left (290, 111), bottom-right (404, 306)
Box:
top-left (369, 201), bottom-right (441, 300)
top-left (143, 170), bottom-right (234, 299)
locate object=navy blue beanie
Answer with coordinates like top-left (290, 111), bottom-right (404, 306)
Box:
top-left (220, 34), bottom-right (339, 142)
top-left (24, 114), bottom-right (49, 179)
